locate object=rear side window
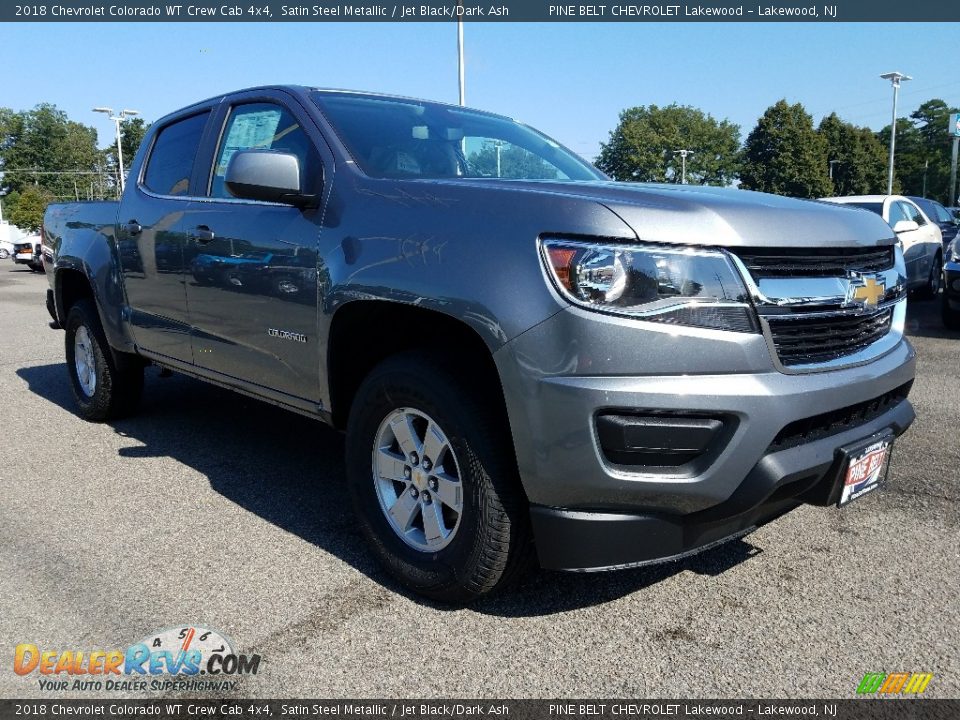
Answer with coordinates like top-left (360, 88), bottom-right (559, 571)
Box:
top-left (143, 112), bottom-right (209, 196)
top-left (901, 201), bottom-right (926, 226)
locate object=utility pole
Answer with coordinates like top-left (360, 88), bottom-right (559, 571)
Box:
top-left (92, 107), bottom-right (140, 195)
top-left (456, 10), bottom-right (465, 106)
top-left (880, 71), bottom-right (911, 195)
top-left (673, 149), bottom-right (694, 184)
top-left (829, 160), bottom-right (841, 181)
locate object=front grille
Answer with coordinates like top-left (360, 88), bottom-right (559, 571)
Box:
top-left (732, 246), bottom-right (894, 279)
top-left (765, 308), bottom-right (893, 366)
top-left (769, 381), bottom-right (912, 451)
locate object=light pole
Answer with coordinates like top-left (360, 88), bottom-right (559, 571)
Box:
top-left (673, 149), bottom-right (694, 184)
top-left (457, 19), bottom-right (465, 106)
top-left (93, 107), bottom-right (140, 194)
top-left (880, 71), bottom-right (911, 195)
top-left (829, 160), bottom-right (841, 181)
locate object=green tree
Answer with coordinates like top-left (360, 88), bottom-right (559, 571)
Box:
top-left (0, 104), bottom-right (102, 202)
top-left (740, 100), bottom-right (832, 198)
top-left (5, 185), bottom-right (54, 232)
top-left (817, 113), bottom-right (887, 196)
top-left (120, 117), bottom-right (149, 163)
top-left (881, 99), bottom-right (959, 203)
top-left (596, 104), bottom-right (741, 185)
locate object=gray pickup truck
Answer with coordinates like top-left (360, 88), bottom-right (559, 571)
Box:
top-left (42, 86), bottom-right (916, 602)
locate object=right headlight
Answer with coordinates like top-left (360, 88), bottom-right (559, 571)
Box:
top-left (541, 239), bottom-right (758, 333)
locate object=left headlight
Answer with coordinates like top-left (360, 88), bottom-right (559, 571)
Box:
top-left (541, 239), bottom-right (758, 332)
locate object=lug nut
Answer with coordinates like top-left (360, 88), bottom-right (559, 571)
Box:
top-left (410, 452), bottom-right (419, 466)
top-left (428, 478), bottom-right (438, 492)
top-left (422, 491), bottom-right (432, 504)
top-left (403, 467), bottom-right (411, 479)
top-left (409, 487), bottom-right (419, 498)
top-left (422, 458), bottom-right (432, 471)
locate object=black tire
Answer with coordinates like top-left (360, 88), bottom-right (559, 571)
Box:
top-left (0, 249), bottom-right (8, 259)
top-left (64, 299), bottom-right (144, 421)
top-left (918, 253), bottom-right (942, 299)
top-left (943, 292), bottom-right (960, 330)
top-left (345, 352), bottom-right (533, 604)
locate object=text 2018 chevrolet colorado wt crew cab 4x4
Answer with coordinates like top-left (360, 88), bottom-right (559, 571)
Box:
top-left (42, 87), bottom-right (916, 602)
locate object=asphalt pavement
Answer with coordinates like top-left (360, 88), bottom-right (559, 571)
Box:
top-left (0, 262), bottom-right (957, 699)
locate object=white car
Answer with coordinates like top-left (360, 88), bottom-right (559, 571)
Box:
top-left (821, 195), bottom-right (943, 296)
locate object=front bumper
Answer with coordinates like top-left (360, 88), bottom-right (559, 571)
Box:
top-left (495, 307), bottom-right (916, 571)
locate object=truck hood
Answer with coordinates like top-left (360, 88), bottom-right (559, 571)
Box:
top-left (426, 179), bottom-right (896, 249)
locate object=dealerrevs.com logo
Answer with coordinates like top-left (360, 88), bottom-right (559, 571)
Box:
top-left (13, 626), bottom-right (262, 693)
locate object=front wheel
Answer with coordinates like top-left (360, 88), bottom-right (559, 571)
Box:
top-left (919, 253), bottom-right (942, 298)
top-left (0, 248), bottom-right (8, 259)
top-left (345, 353), bottom-right (533, 603)
top-left (943, 290), bottom-right (960, 330)
top-left (64, 299), bottom-right (144, 421)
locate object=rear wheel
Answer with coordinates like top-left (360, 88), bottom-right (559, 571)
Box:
top-left (64, 299), bottom-right (143, 421)
top-left (0, 248), bottom-right (9, 259)
top-left (345, 353), bottom-right (533, 603)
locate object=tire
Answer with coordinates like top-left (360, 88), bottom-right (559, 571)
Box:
top-left (345, 352), bottom-right (533, 603)
top-left (943, 292), bottom-right (960, 330)
top-left (919, 253), bottom-right (942, 299)
top-left (64, 299), bottom-right (144, 421)
top-left (0, 249), bottom-right (8, 259)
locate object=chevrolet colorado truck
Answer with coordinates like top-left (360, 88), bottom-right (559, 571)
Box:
top-left (42, 86), bottom-right (916, 602)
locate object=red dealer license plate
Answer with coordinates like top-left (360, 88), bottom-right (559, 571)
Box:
top-left (838, 432), bottom-right (894, 507)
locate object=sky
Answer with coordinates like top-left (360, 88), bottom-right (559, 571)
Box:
top-left (2, 21), bottom-right (959, 161)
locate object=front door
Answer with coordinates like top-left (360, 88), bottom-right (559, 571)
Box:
top-left (182, 97), bottom-right (327, 402)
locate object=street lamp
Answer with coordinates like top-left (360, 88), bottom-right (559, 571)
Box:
top-left (93, 107), bottom-right (140, 194)
top-left (673, 149), bottom-right (694, 184)
top-left (880, 71), bottom-right (911, 195)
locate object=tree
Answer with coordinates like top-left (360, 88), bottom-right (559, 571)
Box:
top-left (5, 186), bottom-right (54, 232)
top-left (120, 117), bottom-right (149, 164)
top-left (0, 103), bottom-right (102, 203)
top-left (817, 113), bottom-right (887, 196)
top-left (881, 99), bottom-right (959, 203)
top-left (596, 104), bottom-right (741, 185)
top-left (740, 100), bottom-right (832, 198)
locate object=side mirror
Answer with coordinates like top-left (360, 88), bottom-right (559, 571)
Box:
top-left (891, 220), bottom-right (919, 234)
top-left (225, 150), bottom-right (316, 208)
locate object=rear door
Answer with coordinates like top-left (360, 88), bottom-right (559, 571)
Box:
top-left (898, 200), bottom-right (939, 284)
top-left (181, 91), bottom-right (331, 403)
top-left (117, 110), bottom-right (212, 363)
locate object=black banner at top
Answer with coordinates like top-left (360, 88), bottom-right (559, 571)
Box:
top-left (3, 0), bottom-right (960, 22)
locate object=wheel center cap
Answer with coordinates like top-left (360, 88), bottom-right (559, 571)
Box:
top-left (413, 469), bottom-right (427, 490)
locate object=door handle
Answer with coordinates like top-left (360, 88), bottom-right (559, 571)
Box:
top-left (123, 221), bottom-right (142, 236)
top-left (194, 226), bottom-right (215, 244)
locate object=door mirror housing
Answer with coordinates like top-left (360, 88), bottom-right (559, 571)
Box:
top-left (225, 150), bottom-right (317, 208)
top-left (891, 219), bottom-right (919, 234)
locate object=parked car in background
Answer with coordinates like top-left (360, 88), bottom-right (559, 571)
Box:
top-left (13, 235), bottom-right (43, 272)
top-left (822, 195), bottom-right (943, 296)
top-left (943, 236), bottom-right (960, 329)
top-left (909, 196), bottom-right (959, 250)
top-left (0, 239), bottom-right (14, 260)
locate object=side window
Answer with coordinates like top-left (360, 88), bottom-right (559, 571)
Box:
top-left (210, 102), bottom-right (318, 199)
top-left (902, 202), bottom-right (926, 225)
top-left (934, 204), bottom-right (951, 223)
top-left (142, 112), bottom-right (209, 196)
top-left (886, 202), bottom-right (909, 228)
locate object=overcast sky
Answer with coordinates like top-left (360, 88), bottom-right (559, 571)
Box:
top-left (4, 22), bottom-right (959, 160)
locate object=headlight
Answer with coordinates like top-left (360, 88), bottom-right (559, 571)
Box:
top-left (541, 239), bottom-right (758, 332)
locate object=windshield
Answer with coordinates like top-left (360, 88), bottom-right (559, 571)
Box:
top-left (311, 92), bottom-right (604, 182)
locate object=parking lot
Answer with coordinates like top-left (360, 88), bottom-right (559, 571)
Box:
top-left (0, 261), bottom-right (957, 699)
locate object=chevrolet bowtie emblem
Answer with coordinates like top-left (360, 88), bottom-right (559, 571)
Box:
top-left (849, 277), bottom-right (886, 308)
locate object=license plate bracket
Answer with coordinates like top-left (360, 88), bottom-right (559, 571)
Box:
top-left (836, 430), bottom-right (894, 507)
